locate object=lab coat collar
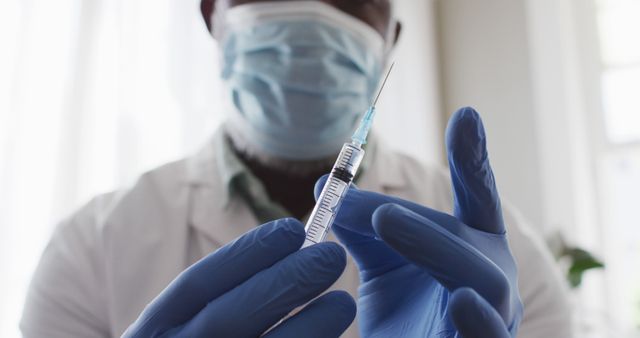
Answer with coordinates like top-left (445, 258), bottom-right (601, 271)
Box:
top-left (357, 139), bottom-right (406, 191)
top-left (186, 129), bottom-right (407, 194)
top-left (185, 131), bottom-right (232, 210)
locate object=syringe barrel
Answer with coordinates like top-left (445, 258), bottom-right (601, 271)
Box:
top-left (302, 143), bottom-right (364, 248)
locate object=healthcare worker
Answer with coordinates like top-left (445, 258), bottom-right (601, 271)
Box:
top-left (121, 109), bottom-right (523, 338)
top-left (21, 0), bottom-right (572, 337)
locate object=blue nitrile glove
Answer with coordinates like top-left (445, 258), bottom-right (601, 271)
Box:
top-left (316, 107), bottom-right (523, 338)
top-left (123, 218), bottom-right (356, 338)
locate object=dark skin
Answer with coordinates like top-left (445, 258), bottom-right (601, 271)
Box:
top-left (202, 0), bottom-right (402, 219)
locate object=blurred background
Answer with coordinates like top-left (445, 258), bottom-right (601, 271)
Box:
top-left (0, 0), bottom-right (638, 336)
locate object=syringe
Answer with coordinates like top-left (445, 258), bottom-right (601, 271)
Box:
top-left (302, 63), bottom-right (395, 248)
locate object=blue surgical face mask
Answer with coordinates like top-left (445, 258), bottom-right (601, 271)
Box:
top-left (214, 1), bottom-right (388, 160)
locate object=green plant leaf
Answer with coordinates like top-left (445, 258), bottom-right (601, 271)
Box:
top-left (564, 248), bottom-right (605, 288)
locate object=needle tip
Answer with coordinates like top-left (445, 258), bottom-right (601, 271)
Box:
top-left (372, 62), bottom-right (396, 107)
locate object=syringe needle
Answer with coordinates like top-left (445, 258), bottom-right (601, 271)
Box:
top-left (351, 62), bottom-right (396, 146)
top-left (372, 61), bottom-right (395, 107)
top-left (303, 63), bottom-right (396, 247)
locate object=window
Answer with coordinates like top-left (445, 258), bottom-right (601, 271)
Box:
top-left (595, 0), bottom-right (640, 334)
top-left (598, 0), bottom-right (640, 143)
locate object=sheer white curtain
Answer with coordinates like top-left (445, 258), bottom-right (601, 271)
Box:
top-left (0, 1), bottom-right (221, 335)
top-left (0, 0), bottom-right (441, 336)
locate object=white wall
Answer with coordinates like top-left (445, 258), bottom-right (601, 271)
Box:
top-left (436, 0), bottom-right (600, 239)
top-left (435, 0), bottom-right (546, 230)
top-left (376, 0), bottom-right (443, 165)
top-left (436, 1), bottom-right (616, 334)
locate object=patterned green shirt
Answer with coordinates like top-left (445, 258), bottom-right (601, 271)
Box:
top-left (215, 132), bottom-right (375, 224)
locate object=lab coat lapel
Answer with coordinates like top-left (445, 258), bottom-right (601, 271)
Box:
top-left (189, 185), bottom-right (259, 249)
top-left (186, 135), bottom-right (260, 256)
top-left (358, 142), bottom-right (407, 194)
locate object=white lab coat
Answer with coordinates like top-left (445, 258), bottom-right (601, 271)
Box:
top-left (21, 135), bottom-right (573, 338)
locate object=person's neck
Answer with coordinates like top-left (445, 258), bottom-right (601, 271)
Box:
top-left (233, 148), bottom-right (334, 220)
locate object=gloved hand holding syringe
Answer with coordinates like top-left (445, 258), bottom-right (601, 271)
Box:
top-left (302, 63), bottom-right (395, 248)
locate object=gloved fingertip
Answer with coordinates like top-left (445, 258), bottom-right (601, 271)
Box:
top-left (257, 218), bottom-right (306, 250)
top-left (325, 242), bottom-right (348, 268)
top-left (306, 242), bottom-right (348, 271)
top-left (371, 203), bottom-right (402, 239)
top-left (448, 287), bottom-right (511, 338)
top-left (262, 290), bottom-right (356, 338)
top-left (445, 107), bottom-right (505, 234)
top-left (319, 290), bottom-right (357, 320)
top-left (449, 287), bottom-right (479, 310)
top-left (449, 287), bottom-right (485, 328)
top-left (278, 217), bottom-right (306, 237)
top-left (293, 243), bottom-right (348, 291)
top-left (445, 106), bottom-right (487, 165)
top-left (371, 203), bottom-right (425, 244)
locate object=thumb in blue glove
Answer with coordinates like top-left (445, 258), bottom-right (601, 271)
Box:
top-left (317, 107), bottom-right (523, 337)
